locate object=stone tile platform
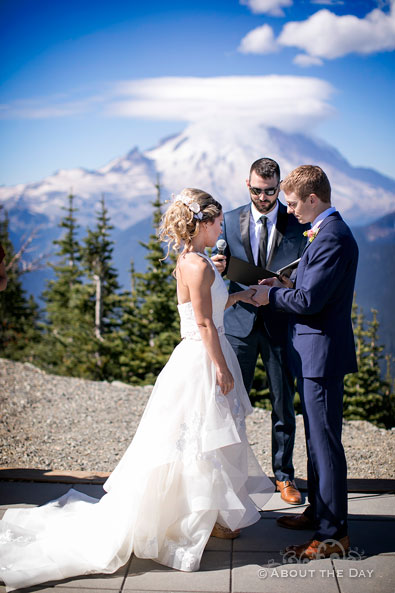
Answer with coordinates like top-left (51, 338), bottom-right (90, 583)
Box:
top-left (0, 471), bottom-right (394, 593)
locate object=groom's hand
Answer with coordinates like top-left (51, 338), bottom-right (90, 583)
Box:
top-left (250, 285), bottom-right (270, 306)
top-left (259, 277), bottom-right (281, 287)
top-left (211, 254), bottom-right (226, 275)
top-left (259, 276), bottom-right (293, 288)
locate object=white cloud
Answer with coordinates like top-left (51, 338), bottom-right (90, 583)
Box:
top-left (278, 4), bottom-right (395, 59)
top-left (238, 2), bottom-right (395, 64)
top-left (310, 0), bottom-right (344, 5)
top-left (0, 95), bottom-right (102, 120)
top-left (240, 0), bottom-right (292, 16)
top-left (106, 75), bottom-right (334, 132)
top-left (238, 24), bottom-right (278, 53)
top-left (293, 54), bottom-right (324, 67)
top-left (0, 75), bottom-right (335, 133)
top-left (0, 104), bottom-right (84, 119)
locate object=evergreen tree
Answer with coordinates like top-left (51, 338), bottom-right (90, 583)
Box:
top-left (38, 193), bottom-right (89, 375)
top-left (78, 195), bottom-right (124, 379)
top-left (0, 206), bottom-right (41, 360)
top-left (115, 258), bottom-right (144, 383)
top-left (82, 195), bottom-right (121, 339)
top-left (384, 353), bottom-right (395, 423)
top-left (121, 178), bottom-right (179, 384)
top-left (344, 302), bottom-right (394, 427)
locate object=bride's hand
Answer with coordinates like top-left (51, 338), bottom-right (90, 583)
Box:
top-left (237, 288), bottom-right (257, 306)
top-left (216, 366), bottom-right (234, 395)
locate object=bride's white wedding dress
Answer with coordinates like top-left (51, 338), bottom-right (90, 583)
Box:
top-left (0, 253), bottom-right (273, 591)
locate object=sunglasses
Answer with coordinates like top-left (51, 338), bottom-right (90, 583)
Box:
top-left (249, 183), bottom-right (280, 197)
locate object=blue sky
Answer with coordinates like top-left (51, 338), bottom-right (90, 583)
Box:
top-left (1, 0), bottom-right (394, 186)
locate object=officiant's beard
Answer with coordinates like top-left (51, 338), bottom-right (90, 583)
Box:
top-left (251, 195), bottom-right (278, 214)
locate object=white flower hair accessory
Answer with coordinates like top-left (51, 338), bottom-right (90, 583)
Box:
top-left (172, 193), bottom-right (203, 220)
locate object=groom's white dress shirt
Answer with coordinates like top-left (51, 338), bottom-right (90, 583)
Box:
top-left (311, 206), bottom-right (336, 230)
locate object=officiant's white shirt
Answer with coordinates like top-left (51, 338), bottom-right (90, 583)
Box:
top-left (250, 201), bottom-right (279, 266)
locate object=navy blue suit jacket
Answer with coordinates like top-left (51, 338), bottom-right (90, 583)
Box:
top-left (221, 201), bottom-right (308, 343)
top-left (269, 211), bottom-right (358, 378)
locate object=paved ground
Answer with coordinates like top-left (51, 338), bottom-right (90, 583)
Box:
top-left (0, 480), bottom-right (394, 593)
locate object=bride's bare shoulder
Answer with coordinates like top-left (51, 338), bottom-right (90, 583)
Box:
top-left (177, 252), bottom-right (213, 279)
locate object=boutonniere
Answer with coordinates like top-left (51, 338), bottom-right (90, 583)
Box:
top-left (303, 227), bottom-right (320, 243)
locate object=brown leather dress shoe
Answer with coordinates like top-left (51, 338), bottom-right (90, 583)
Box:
top-left (276, 480), bottom-right (302, 505)
top-left (285, 536), bottom-right (350, 560)
top-left (277, 513), bottom-right (316, 530)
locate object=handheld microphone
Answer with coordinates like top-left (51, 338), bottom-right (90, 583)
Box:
top-left (216, 239), bottom-right (227, 255)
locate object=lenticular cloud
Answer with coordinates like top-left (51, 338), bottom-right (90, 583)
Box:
top-left (107, 75), bottom-right (334, 133)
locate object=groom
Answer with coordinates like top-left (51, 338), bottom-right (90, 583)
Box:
top-left (253, 165), bottom-right (358, 559)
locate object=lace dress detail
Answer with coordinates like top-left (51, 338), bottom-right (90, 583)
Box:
top-left (0, 252), bottom-right (273, 591)
top-left (179, 304), bottom-right (225, 340)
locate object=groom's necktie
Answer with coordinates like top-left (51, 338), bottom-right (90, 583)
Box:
top-left (258, 215), bottom-right (268, 269)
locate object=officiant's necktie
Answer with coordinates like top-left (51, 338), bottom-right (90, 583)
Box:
top-left (258, 215), bottom-right (268, 269)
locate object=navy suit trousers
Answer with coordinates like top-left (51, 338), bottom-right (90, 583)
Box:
top-left (298, 376), bottom-right (348, 540)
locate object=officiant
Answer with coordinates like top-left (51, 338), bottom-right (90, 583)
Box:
top-left (212, 157), bottom-right (308, 504)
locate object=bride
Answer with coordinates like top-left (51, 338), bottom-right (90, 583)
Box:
top-left (0, 188), bottom-right (273, 591)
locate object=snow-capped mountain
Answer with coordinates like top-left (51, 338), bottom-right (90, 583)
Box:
top-left (147, 120), bottom-right (395, 225)
top-left (1, 120), bottom-right (395, 230)
top-left (0, 148), bottom-right (157, 230)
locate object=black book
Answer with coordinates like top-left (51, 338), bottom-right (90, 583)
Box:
top-left (226, 256), bottom-right (301, 286)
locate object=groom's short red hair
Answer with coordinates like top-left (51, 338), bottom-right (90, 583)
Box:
top-left (281, 165), bottom-right (331, 203)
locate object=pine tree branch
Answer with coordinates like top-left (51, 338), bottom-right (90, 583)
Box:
top-left (6, 226), bottom-right (48, 274)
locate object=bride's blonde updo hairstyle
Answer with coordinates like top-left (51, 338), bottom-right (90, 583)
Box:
top-left (159, 188), bottom-right (222, 256)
